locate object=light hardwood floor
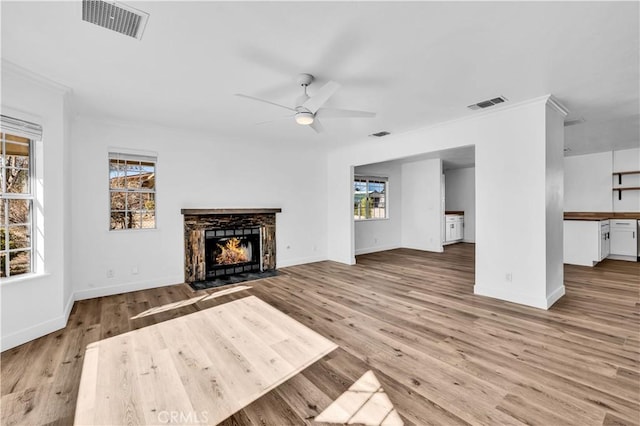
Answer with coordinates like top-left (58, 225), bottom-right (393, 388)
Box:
top-left (1, 243), bottom-right (639, 425)
top-left (74, 296), bottom-right (337, 425)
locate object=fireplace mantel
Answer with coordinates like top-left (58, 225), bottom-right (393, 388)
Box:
top-left (181, 208), bottom-right (282, 215)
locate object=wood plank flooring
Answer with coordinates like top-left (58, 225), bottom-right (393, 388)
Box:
top-left (1, 243), bottom-right (639, 425)
top-left (74, 295), bottom-right (337, 425)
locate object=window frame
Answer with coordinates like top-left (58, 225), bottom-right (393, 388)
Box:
top-left (108, 152), bottom-right (157, 231)
top-left (1, 132), bottom-right (35, 278)
top-left (353, 175), bottom-right (388, 221)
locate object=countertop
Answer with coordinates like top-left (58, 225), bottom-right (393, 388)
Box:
top-left (564, 212), bottom-right (640, 221)
top-left (445, 211), bottom-right (464, 215)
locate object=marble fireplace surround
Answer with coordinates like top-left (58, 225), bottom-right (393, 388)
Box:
top-left (181, 208), bottom-right (281, 284)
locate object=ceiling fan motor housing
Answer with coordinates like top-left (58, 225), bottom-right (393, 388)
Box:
top-left (296, 73), bottom-right (314, 87)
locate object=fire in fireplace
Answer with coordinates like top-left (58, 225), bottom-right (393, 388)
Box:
top-left (205, 227), bottom-right (261, 278)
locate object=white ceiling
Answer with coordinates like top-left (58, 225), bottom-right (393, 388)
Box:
top-left (1, 1), bottom-right (638, 155)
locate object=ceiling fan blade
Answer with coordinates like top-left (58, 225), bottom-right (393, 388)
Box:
top-left (302, 81), bottom-right (341, 114)
top-left (255, 115), bottom-right (295, 125)
top-left (309, 119), bottom-right (324, 133)
top-left (235, 93), bottom-right (296, 112)
top-left (316, 108), bottom-right (376, 119)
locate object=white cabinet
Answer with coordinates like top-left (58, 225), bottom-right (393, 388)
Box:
top-left (600, 222), bottom-right (610, 261)
top-left (564, 220), bottom-right (609, 266)
top-left (444, 214), bottom-right (464, 244)
top-left (609, 220), bottom-right (638, 261)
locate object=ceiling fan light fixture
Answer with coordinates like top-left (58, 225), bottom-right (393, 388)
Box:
top-left (295, 111), bottom-right (314, 125)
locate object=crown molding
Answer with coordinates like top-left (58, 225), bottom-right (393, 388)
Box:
top-left (2, 60), bottom-right (72, 95)
top-left (546, 95), bottom-right (570, 117)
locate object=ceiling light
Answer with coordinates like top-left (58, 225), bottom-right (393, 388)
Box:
top-left (295, 112), bottom-right (314, 125)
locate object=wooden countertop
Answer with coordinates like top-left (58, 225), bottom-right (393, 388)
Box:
top-left (445, 211), bottom-right (464, 215)
top-left (564, 212), bottom-right (640, 221)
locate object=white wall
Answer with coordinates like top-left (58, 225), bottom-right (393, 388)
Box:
top-left (354, 162), bottom-right (402, 255)
top-left (401, 159), bottom-right (443, 252)
top-left (564, 147), bottom-right (640, 212)
top-left (70, 117), bottom-right (328, 300)
top-left (544, 103), bottom-right (565, 304)
top-left (444, 167), bottom-right (476, 243)
top-left (327, 95), bottom-right (566, 309)
top-left (564, 151), bottom-right (613, 212)
top-left (1, 65), bottom-right (73, 350)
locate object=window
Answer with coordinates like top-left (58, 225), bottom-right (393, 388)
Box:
top-left (0, 132), bottom-right (34, 278)
top-left (354, 176), bottom-right (387, 220)
top-left (109, 152), bottom-right (156, 230)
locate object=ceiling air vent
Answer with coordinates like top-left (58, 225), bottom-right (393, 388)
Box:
top-left (369, 131), bottom-right (391, 137)
top-left (82, 0), bottom-right (149, 40)
top-left (467, 96), bottom-right (508, 110)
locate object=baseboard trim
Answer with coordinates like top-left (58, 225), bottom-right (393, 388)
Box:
top-left (64, 293), bottom-right (75, 319)
top-left (1, 311), bottom-right (69, 351)
top-left (278, 255), bottom-right (328, 268)
top-left (74, 275), bottom-right (184, 301)
top-left (606, 254), bottom-right (638, 262)
top-left (474, 284), bottom-right (550, 310)
top-left (546, 285), bottom-right (565, 309)
top-left (355, 244), bottom-right (401, 256)
top-left (402, 243), bottom-right (444, 253)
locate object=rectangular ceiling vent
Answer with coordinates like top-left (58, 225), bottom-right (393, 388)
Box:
top-left (467, 96), bottom-right (508, 110)
top-left (82, 0), bottom-right (149, 40)
top-left (369, 131), bottom-right (391, 137)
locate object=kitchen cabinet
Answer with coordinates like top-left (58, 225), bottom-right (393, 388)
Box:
top-left (564, 220), bottom-right (609, 266)
top-left (609, 219), bottom-right (638, 261)
top-left (600, 222), bottom-right (610, 261)
top-left (444, 214), bottom-right (464, 244)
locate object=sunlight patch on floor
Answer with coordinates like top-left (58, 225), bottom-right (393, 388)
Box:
top-left (315, 370), bottom-right (403, 425)
top-left (130, 285), bottom-right (252, 319)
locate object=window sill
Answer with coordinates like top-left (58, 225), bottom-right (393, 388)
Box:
top-left (108, 228), bottom-right (159, 233)
top-left (354, 218), bottom-right (390, 222)
top-left (0, 272), bottom-right (50, 286)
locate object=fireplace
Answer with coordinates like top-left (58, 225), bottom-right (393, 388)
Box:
top-left (181, 208), bottom-right (281, 286)
top-left (205, 227), bottom-right (261, 278)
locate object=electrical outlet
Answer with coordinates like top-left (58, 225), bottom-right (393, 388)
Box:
top-left (131, 266), bottom-right (139, 275)
top-left (106, 268), bottom-right (114, 278)
top-left (505, 273), bottom-right (512, 282)
top-left (374, 237), bottom-right (378, 244)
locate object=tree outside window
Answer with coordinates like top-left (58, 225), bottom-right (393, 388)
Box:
top-left (109, 153), bottom-right (157, 230)
top-left (1, 132), bottom-right (33, 278)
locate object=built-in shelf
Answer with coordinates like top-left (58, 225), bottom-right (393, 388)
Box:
top-left (613, 187), bottom-right (640, 200)
top-left (612, 170), bottom-right (640, 185)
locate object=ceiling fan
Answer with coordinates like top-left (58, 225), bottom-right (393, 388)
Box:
top-left (235, 74), bottom-right (376, 133)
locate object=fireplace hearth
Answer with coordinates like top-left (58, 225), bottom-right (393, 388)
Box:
top-left (181, 208), bottom-right (281, 288)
